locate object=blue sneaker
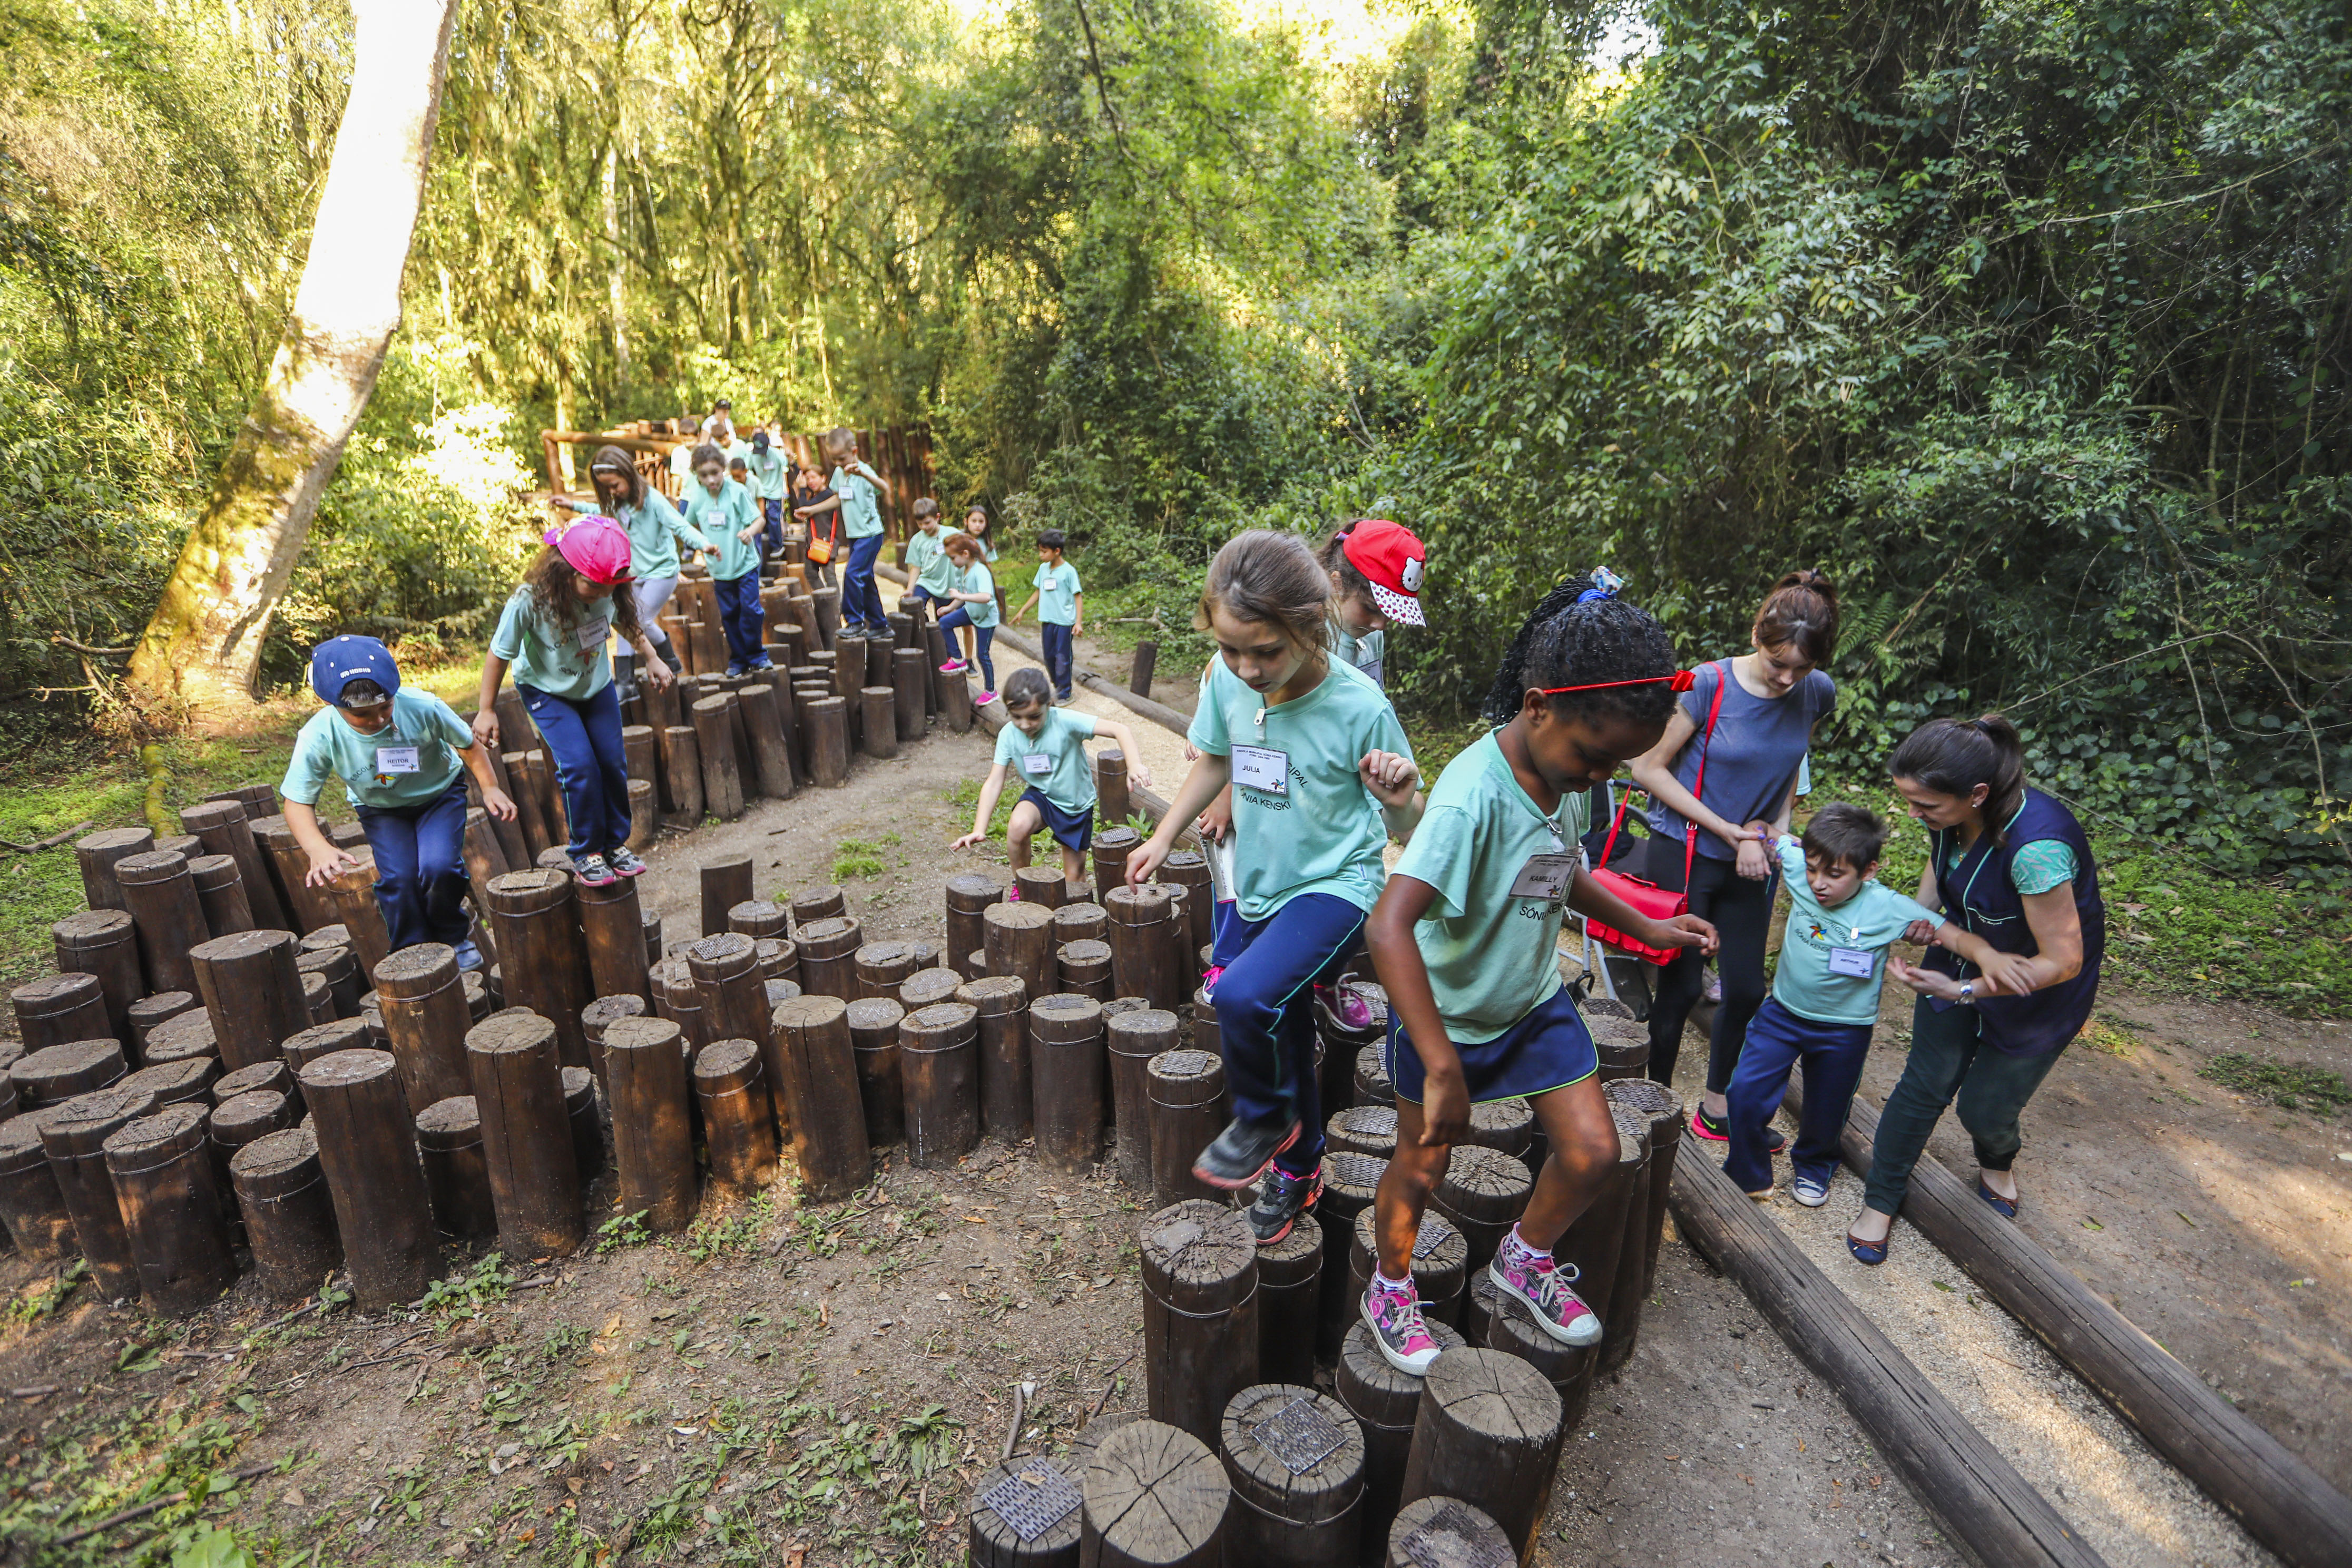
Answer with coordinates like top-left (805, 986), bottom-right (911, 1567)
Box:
top-left (452, 939), bottom-right (484, 973)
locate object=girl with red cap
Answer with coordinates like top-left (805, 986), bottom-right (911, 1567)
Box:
top-left (473, 517), bottom-right (675, 887)
top-left (1317, 518), bottom-right (1426, 689)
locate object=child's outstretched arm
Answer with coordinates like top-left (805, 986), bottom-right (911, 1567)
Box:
top-left (1565, 865), bottom-right (1719, 957)
top-left (1010, 590), bottom-right (1040, 625)
top-left (1366, 874), bottom-right (1470, 1145)
top-left (952, 764), bottom-right (1013, 850)
top-left (1128, 750), bottom-right (1230, 886)
top-left (1093, 719), bottom-right (1154, 791)
top-left (473, 653), bottom-right (512, 750)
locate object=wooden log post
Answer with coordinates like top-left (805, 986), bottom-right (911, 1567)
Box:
top-left (788, 885), bottom-right (848, 928)
top-left (1129, 641), bottom-right (1158, 697)
top-left (1090, 826), bottom-right (1139, 906)
top-left (281, 1016), bottom-right (369, 1079)
top-left (1058, 939), bottom-right (1114, 1003)
top-left (576, 875), bottom-right (654, 1018)
top-left (811, 584), bottom-right (841, 648)
top-left (898, 1001), bottom-right (981, 1169)
top-left (231, 1126), bottom-right (342, 1301)
top-left (142, 1010), bottom-right (218, 1071)
top-left (1054, 901), bottom-right (1110, 948)
top-left (601, 1016), bottom-right (698, 1232)
top-left (483, 871), bottom-right (598, 1071)
top-left (105, 1103), bottom-right (237, 1316)
top-left (854, 940), bottom-right (920, 1002)
top-left (1031, 993), bottom-right (1105, 1172)
top-left (1464, 1272), bottom-right (1596, 1432)
top-left (317, 854), bottom-right (394, 981)
top-left (625, 778), bottom-right (659, 852)
top-left (694, 1038), bottom-right (777, 1195)
top-left (1396, 1348), bottom-right (1563, 1562)
top-left (182, 799), bottom-right (289, 930)
top-left (769, 995), bottom-right (871, 1199)
top-left (957, 975), bottom-right (1031, 1143)
top-left (13, 1038), bottom-right (129, 1110)
top-left (1465, 1098), bottom-right (1533, 1164)
top-left (739, 683), bottom-right (798, 799)
top-left (120, 1057), bottom-right (215, 1111)
top-left (984, 901), bottom-right (1055, 1002)
top-left (1669, 1147), bottom-right (2110, 1568)
top-left (1159, 852), bottom-right (1211, 967)
top-left (187, 852), bottom-right (255, 937)
top-left (727, 899), bottom-right (789, 941)
top-left (253, 817), bottom-right (329, 934)
top-left (1105, 886), bottom-right (1182, 1014)
top-left (691, 697), bottom-right (747, 820)
top-left (623, 722), bottom-right (660, 798)
top-left (75, 826), bottom-right (154, 914)
top-left (1106, 1008), bottom-right (1177, 1193)
top-left (1347, 1207), bottom-right (1469, 1330)
top-left (1354, 1045), bottom-right (1394, 1108)
top-left (863, 633), bottom-right (894, 690)
top-left (52, 910), bottom-right (141, 1045)
top-left (504, 751), bottom-right (553, 860)
top-left (795, 916), bottom-right (864, 1001)
top-left (208, 1091), bottom-right (297, 1241)
top-left (946, 874), bottom-right (1003, 981)
top-left (891, 648), bottom-right (927, 743)
top-left (11, 974), bottom-right (114, 1056)
top-left (967, 1453), bottom-right (1085, 1567)
top-left (0, 1110), bottom-right (77, 1262)
top-left (1597, 1079), bottom-right (1671, 1374)
top-left (1096, 751), bottom-right (1132, 832)
top-left (1256, 1222), bottom-right (1325, 1391)
top-left (698, 855), bottom-right (754, 938)
top-left (415, 1095), bottom-right (498, 1240)
top-left (846, 998), bottom-right (907, 1148)
top-left (804, 695), bottom-right (850, 786)
top-left (464, 1011), bottom-right (584, 1257)
top-left (1430, 1145), bottom-right (1533, 1277)
top-left (1080, 1420), bottom-right (1230, 1568)
top-left (899, 968), bottom-right (962, 1012)
top-left (115, 850), bottom-right (210, 996)
top-left (1326, 1107), bottom-right (1398, 1160)
top-left (1555, 1102), bottom-right (1647, 1342)
top-left (1217, 1384), bottom-right (1364, 1568)
top-left (859, 686), bottom-right (897, 758)
top-left (1382, 1497), bottom-right (1513, 1568)
top-left (299, 1048), bottom-right (440, 1307)
top-left (1011, 866), bottom-right (1064, 909)
top-left (563, 1065), bottom-right (601, 1183)
top-left (649, 957), bottom-right (708, 1053)
top-left (368, 942), bottom-right (473, 1110)
top-left (1146, 1049), bottom-right (1229, 1210)
top-left (1141, 1200), bottom-right (1260, 1448)
top-left (663, 724), bottom-right (704, 825)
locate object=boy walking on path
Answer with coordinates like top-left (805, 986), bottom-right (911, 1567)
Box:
top-left (1012, 528), bottom-right (1082, 702)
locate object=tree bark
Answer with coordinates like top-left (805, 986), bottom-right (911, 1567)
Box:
top-left (128, 0), bottom-right (461, 729)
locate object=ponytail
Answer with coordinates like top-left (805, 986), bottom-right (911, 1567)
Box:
top-left (1481, 580), bottom-right (1679, 729)
top-left (1888, 713), bottom-right (2026, 841)
top-left (1755, 568), bottom-right (1840, 667)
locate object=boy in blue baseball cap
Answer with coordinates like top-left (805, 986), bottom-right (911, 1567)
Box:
top-left (280, 635), bottom-right (517, 969)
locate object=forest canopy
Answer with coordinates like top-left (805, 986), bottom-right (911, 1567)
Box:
top-left (0, 0), bottom-right (2343, 876)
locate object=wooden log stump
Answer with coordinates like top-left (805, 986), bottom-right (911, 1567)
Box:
top-left (662, 724), bottom-right (704, 825)
top-left (898, 1001), bottom-right (980, 1169)
top-left (1079, 1420), bottom-right (1229, 1568)
top-left (299, 1048), bottom-right (439, 1306)
top-left (804, 696), bottom-right (850, 786)
top-left (413, 1095), bottom-right (492, 1240)
top-left (1159, 851), bottom-right (1211, 966)
top-left (183, 798), bottom-right (289, 931)
top-left (1147, 1050), bottom-right (1228, 1210)
top-left (1382, 1496), bottom-right (1513, 1568)
top-left (1129, 641), bottom-right (1158, 695)
top-left (142, 1011), bottom-right (218, 1070)
top-left (231, 1126), bottom-right (341, 1301)
top-left (119, 1058), bottom-right (215, 1110)
top-left (945, 875), bottom-right (1003, 980)
top-left (1553, 1102), bottom-right (1646, 1349)
top-left (505, 751), bottom-right (553, 859)
top-left (898, 967), bottom-right (962, 1013)
top-left (756, 943), bottom-right (801, 995)
top-left (1053, 901), bottom-right (1110, 947)
top-left (0, 1110), bottom-right (76, 1262)
top-left (1463, 1272), bottom-right (1595, 1432)
top-left (623, 722), bottom-right (660, 794)
top-left (1397, 1348), bottom-right (1563, 1562)
top-left (1218, 1384), bottom-right (1364, 1567)
top-left (738, 683), bottom-right (798, 799)
top-left (115, 850), bottom-right (209, 996)
top-left (253, 817), bottom-right (330, 934)
top-left (983, 905), bottom-right (1055, 1014)
top-left (699, 855), bottom-right (754, 937)
top-left (563, 1066), bottom-right (602, 1183)
top-left (464, 1011), bottom-right (583, 1256)
top-left (1105, 886), bottom-right (1183, 1014)
top-left (788, 885), bottom-right (848, 928)
top-left (1326, 1106), bottom-right (1398, 1160)
top-left (859, 686), bottom-right (897, 758)
top-left (1256, 1221), bottom-right (1325, 1391)
top-left (691, 697), bottom-right (746, 819)
top-left (1013, 866), bottom-right (1066, 908)
top-left (281, 1016), bottom-right (369, 1079)
top-left (42, 1083), bottom-right (160, 1298)
top-left (317, 854), bottom-right (394, 981)
top-left (649, 958), bottom-right (708, 1053)
top-left (1095, 750), bottom-right (1132, 830)
top-left (956, 975), bottom-right (1030, 1143)
top-left (601, 1017), bottom-right (698, 1232)
top-left (368, 942), bottom-right (472, 1110)
top-left (860, 633), bottom-right (892, 690)
top-left (1057, 939), bottom-right (1113, 1003)
top-left (967, 1453), bottom-right (1084, 1567)
top-left (213, 1058), bottom-right (297, 1111)
top-left (75, 826), bottom-right (154, 914)
top-left (695, 1038), bottom-right (777, 1194)
top-left (1090, 825), bottom-right (1139, 906)
top-left (1354, 1046), bottom-right (1394, 1108)
top-left (727, 899), bottom-right (789, 940)
top-left (483, 871), bottom-right (597, 1072)
top-left (891, 649), bottom-right (927, 742)
top-left (625, 778), bottom-right (659, 853)
top-left (1031, 993), bottom-right (1105, 1172)
top-left (853, 940), bottom-right (920, 1002)
top-left (811, 585), bottom-right (841, 648)
top-left (12, 1038), bottom-right (128, 1109)
top-left (576, 875), bottom-right (653, 1019)
top-left (296, 946), bottom-right (361, 1020)
top-left (846, 998), bottom-right (907, 1148)
top-left (1430, 1146), bottom-right (1533, 1276)
top-left (795, 916), bottom-right (863, 1001)
top-left (1106, 1008), bottom-right (1177, 1194)
top-left (1464, 1099), bottom-right (1533, 1163)
top-left (1347, 1207), bottom-right (1468, 1330)
top-left (187, 854), bottom-right (255, 937)
top-left (12, 974), bottom-right (114, 1055)
top-left (1595, 1080), bottom-right (1665, 1374)
top-left (770, 994), bottom-right (872, 1199)
top-left (1141, 1200), bottom-right (1260, 1447)
top-left (52, 910), bottom-right (141, 1044)
top-left (106, 1103), bottom-right (237, 1315)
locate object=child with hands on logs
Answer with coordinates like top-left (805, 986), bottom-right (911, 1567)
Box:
top-left (282, 635), bottom-right (518, 969)
top-left (1126, 530), bottom-right (1424, 1247)
top-left (1361, 588), bottom-right (1720, 1374)
top-left (952, 667), bottom-right (1153, 888)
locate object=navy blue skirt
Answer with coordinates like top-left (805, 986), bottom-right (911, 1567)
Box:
top-left (1385, 982), bottom-right (1598, 1105)
top-left (1020, 787), bottom-right (1094, 853)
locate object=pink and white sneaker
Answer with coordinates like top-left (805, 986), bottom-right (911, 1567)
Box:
top-left (1488, 1247), bottom-right (1601, 1347)
top-left (1005, 886), bottom-right (1022, 903)
top-left (1201, 965), bottom-right (1224, 999)
top-left (938, 659), bottom-right (966, 675)
top-left (1361, 1276), bottom-right (1443, 1375)
top-left (1324, 982), bottom-right (1376, 1032)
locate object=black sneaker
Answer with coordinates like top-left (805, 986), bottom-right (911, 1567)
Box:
top-left (1247, 1166), bottom-right (1321, 1245)
top-left (1191, 1116), bottom-right (1300, 1191)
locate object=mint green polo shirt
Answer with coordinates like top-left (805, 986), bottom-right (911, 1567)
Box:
top-left (1033, 561), bottom-right (1082, 625)
top-left (490, 585), bottom-right (614, 703)
top-left (1327, 612), bottom-right (1386, 689)
top-left (281, 689), bottom-right (472, 812)
top-left (617, 491), bottom-right (710, 582)
top-left (1772, 836), bottom-right (1944, 1026)
top-left (682, 478), bottom-right (762, 581)
top-left (1188, 656), bottom-right (1413, 920)
top-left (832, 467), bottom-right (883, 540)
top-left (744, 447), bottom-right (789, 502)
top-left (907, 528), bottom-right (955, 595)
top-left (955, 562), bottom-right (999, 626)
top-left (995, 708), bottom-right (1100, 815)
top-left (1390, 731), bottom-right (1589, 1043)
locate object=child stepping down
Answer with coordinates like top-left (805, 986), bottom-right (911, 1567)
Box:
top-left (952, 668), bottom-right (1153, 891)
top-left (1362, 585), bottom-right (1718, 1374)
top-left (1126, 531), bottom-right (1424, 1242)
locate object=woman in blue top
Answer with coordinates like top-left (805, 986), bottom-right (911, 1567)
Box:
top-left (1624, 569), bottom-right (1839, 1144)
top-left (555, 445), bottom-right (710, 679)
top-left (1845, 714), bottom-right (2105, 1263)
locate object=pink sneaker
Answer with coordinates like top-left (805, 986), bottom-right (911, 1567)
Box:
top-left (1005, 886), bottom-right (1022, 903)
top-left (1201, 964), bottom-right (1224, 999)
top-left (1361, 1276), bottom-right (1442, 1375)
top-left (976, 691), bottom-right (998, 706)
top-left (938, 659), bottom-right (966, 675)
top-left (1488, 1248), bottom-right (1600, 1347)
top-left (1328, 983), bottom-right (1375, 1032)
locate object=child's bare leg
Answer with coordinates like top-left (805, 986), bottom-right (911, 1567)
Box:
top-left (1375, 1099), bottom-right (1454, 1280)
top-left (1517, 1076), bottom-right (1618, 1250)
top-left (1005, 800), bottom-right (1042, 873)
top-left (1061, 843), bottom-right (1086, 886)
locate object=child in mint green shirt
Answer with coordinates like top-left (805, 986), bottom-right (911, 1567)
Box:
top-left (1012, 528), bottom-right (1084, 705)
top-left (903, 500), bottom-right (954, 621)
top-left (953, 668), bottom-right (1153, 887)
top-left (681, 444), bottom-right (770, 677)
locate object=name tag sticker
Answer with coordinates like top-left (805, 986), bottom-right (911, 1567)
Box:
top-left (1507, 852), bottom-right (1579, 903)
top-left (376, 746), bottom-right (420, 776)
top-left (576, 615), bottom-right (611, 652)
top-left (1232, 744), bottom-right (1289, 796)
top-left (1021, 753), bottom-right (1052, 778)
top-left (1827, 946), bottom-right (1876, 979)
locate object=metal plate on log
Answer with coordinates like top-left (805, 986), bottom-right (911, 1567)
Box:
top-left (978, 1457), bottom-right (1081, 1541)
top-left (1250, 1396), bottom-right (1345, 1475)
top-left (1400, 1503), bottom-right (1514, 1568)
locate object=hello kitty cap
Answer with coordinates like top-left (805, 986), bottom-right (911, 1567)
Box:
top-left (1339, 519), bottom-right (1427, 626)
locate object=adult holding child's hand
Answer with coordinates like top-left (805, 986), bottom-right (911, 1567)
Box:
top-left (1845, 714), bottom-right (2105, 1265)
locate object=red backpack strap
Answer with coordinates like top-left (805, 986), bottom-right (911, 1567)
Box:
top-left (1680, 659), bottom-right (1732, 890)
top-left (1596, 787), bottom-right (1634, 869)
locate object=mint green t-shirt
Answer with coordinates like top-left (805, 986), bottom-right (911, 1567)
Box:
top-left (1327, 612), bottom-right (1386, 689)
top-left (1033, 561), bottom-right (1082, 625)
top-left (1390, 731), bottom-right (1590, 1044)
top-left (281, 689), bottom-right (472, 812)
top-left (994, 708), bottom-right (1100, 815)
top-left (617, 491), bottom-right (710, 582)
top-left (907, 528), bottom-right (955, 596)
top-left (1188, 656), bottom-right (1413, 920)
top-left (490, 585), bottom-right (614, 703)
top-left (682, 478), bottom-right (762, 581)
top-left (1772, 835), bottom-right (1944, 1026)
top-left (955, 562), bottom-right (999, 627)
top-left (1945, 831), bottom-right (2078, 895)
top-left (832, 466), bottom-right (883, 540)
top-left (744, 447), bottom-right (789, 502)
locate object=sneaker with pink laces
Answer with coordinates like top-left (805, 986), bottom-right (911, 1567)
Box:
top-left (1005, 885), bottom-right (1022, 903)
top-left (1201, 964), bottom-right (1224, 998)
top-left (1329, 982), bottom-right (1376, 1032)
top-left (938, 659), bottom-right (966, 675)
top-left (1488, 1246), bottom-right (1601, 1347)
top-left (1361, 1276), bottom-right (1442, 1375)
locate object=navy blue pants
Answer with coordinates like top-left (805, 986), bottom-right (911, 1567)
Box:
top-left (1211, 891), bottom-right (1364, 1179)
top-left (844, 532), bottom-right (889, 635)
top-left (1041, 621), bottom-right (1075, 700)
top-left (713, 572), bottom-right (767, 672)
top-left (518, 681), bottom-right (631, 860)
top-left (356, 777), bottom-right (472, 954)
top-left (760, 497), bottom-right (783, 557)
top-left (939, 607), bottom-right (995, 692)
top-left (1722, 996), bottom-right (1872, 1192)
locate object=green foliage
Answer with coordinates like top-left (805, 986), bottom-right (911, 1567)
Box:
top-left (419, 1252), bottom-right (520, 1317)
top-left (596, 1210), bottom-right (653, 1254)
top-left (10, 1259), bottom-right (86, 1322)
top-left (831, 838), bottom-right (887, 880)
top-left (2198, 1053), bottom-right (2352, 1115)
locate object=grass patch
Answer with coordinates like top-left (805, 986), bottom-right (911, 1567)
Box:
top-left (832, 838), bottom-right (887, 880)
top-left (938, 780), bottom-right (1016, 842)
top-left (2079, 1016), bottom-right (2138, 1057)
top-left (2197, 1052), bottom-right (2352, 1115)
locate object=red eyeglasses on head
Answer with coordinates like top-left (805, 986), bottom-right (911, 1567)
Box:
top-left (1537, 670), bottom-right (1698, 695)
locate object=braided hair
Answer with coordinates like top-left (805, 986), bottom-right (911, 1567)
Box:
top-left (1479, 582), bottom-right (1680, 729)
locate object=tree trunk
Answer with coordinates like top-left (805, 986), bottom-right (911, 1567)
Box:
top-left (129, 0), bottom-right (461, 730)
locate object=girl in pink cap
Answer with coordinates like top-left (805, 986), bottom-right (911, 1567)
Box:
top-left (473, 517), bottom-right (675, 887)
